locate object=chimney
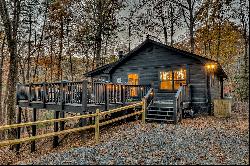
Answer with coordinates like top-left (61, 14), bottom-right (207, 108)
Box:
top-left (118, 51), bottom-right (123, 59)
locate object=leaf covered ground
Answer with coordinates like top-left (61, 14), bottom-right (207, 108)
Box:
top-left (0, 105), bottom-right (249, 165)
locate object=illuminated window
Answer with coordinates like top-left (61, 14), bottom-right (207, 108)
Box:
top-left (159, 71), bottom-right (172, 90)
top-left (174, 69), bottom-right (186, 90)
top-left (128, 74), bottom-right (138, 85)
top-left (128, 73), bottom-right (139, 96)
top-left (159, 69), bottom-right (186, 91)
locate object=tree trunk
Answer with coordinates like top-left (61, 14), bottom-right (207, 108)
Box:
top-left (57, 19), bottom-right (64, 81)
top-left (95, 0), bottom-right (102, 68)
top-left (189, 13), bottom-right (195, 53)
top-left (0, 0), bottom-right (21, 140)
top-left (95, 30), bottom-right (102, 68)
top-left (170, 5), bottom-right (174, 47)
top-left (26, 12), bottom-right (32, 84)
top-left (0, 35), bottom-right (6, 126)
top-left (128, 24), bottom-right (131, 51)
top-left (67, 20), bottom-right (73, 81)
top-left (33, 0), bottom-right (48, 82)
top-left (161, 16), bottom-right (168, 45)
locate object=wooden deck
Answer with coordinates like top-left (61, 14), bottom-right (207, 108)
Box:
top-left (18, 100), bottom-right (142, 113)
top-left (17, 81), bottom-right (150, 113)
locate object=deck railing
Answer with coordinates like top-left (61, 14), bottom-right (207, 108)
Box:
top-left (17, 81), bottom-right (151, 107)
top-left (174, 84), bottom-right (192, 123)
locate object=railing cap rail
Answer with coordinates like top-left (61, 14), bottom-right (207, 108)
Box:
top-left (17, 81), bottom-right (151, 87)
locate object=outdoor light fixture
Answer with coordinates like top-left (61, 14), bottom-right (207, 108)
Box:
top-left (206, 63), bottom-right (217, 72)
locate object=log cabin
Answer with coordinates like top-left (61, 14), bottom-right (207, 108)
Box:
top-left (16, 37), bottom-right (227, 124)
top-left (84, 37), bottom-right (227, 121)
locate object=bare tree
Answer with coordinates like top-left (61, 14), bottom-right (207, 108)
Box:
top-left (0, 34), bottom-right (5, 126)
top-left (0, 0), bottom-right (21, 139)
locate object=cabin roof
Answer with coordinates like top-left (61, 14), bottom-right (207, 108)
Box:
top-left (84, 38), bottom-right (227, 78)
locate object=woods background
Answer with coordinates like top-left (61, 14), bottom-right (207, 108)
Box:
top-left (0, 0), bottom-right (249, 138)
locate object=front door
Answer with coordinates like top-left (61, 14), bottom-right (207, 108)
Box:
top-left (128, 73), bottom-right (139, 97)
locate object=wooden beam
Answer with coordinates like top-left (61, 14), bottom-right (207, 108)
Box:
top-left (100, 102), bottom-right (142, 116)
top-left (100, 110), bottom-right (143, 127)
top-left (0, 113), bottom-right (97, 131)
top-left (0, 125), bottom-right (95, 147)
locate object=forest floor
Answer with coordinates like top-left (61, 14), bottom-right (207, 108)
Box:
top-left (0, 103), bottom-right (249, 165)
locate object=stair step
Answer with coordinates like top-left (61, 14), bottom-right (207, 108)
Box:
top-left (148, 110), bottom-right (174, 113)
top-left (154, 100), bottom-right (174, 104)
top-left (147, 114), bottom-right (173, 117)
top-left (159, 106), bottom-right (174, 109)
top-left (146, 117), bottom-right (174, 122)
top-left (159, 107), bottom-right (174, 110)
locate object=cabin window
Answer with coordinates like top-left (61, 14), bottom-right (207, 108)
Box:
top-left (128, 73), bottom-right (139, 96)
top-left (173, 69), bottom-right (186, 90)
top-left (159, 69), bottom-right (186, 91)
top-left (128, 73), bottom-right (139, 85)
top-left (160, 71), bottom-right (172, 90)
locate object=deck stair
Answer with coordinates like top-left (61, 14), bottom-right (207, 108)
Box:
top-left (146, 84), bottom-right (192, 123)
top-left (146, 99), bottom-right (175, 122)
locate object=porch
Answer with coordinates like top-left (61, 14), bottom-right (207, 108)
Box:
top-left (17, 81), bottom-right (151, 114)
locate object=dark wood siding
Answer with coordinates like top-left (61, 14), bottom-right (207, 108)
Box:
top-left (111, 44), bottom-right (208, 103)
top-left (210, 75), bottom-right (221, 100)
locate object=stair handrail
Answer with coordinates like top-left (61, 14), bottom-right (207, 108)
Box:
top-left (143, 88), bottom-right (154, 110)
top-left (174, 84), bottom-right (190, 123)
top-left (144, 88), bottom-right (154, 99)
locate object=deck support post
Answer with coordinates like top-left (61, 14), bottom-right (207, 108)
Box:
top-left (53, 111), bottom-right (60, 148)
top-left (15, 107), bottom-right (22, 153)
top-left (31, 108), bottom-right (37, 152)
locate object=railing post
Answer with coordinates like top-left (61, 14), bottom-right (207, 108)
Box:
top-left (42, 82), bottom-right (46, 108)
top-left (31, 108), bottom-right (37, 153)
top-left (121, 84), bottom-right (125, 106)
top-left (95, 109), bottom-right (100, 144)
top-left (142, 98), bottom-right (146, 123)
top-left (122, 85), bottom-right (126, 105)
top-left (28, 83), bottom-right (32, 106)
top-left (104, 84), bottom-right (109, 111)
